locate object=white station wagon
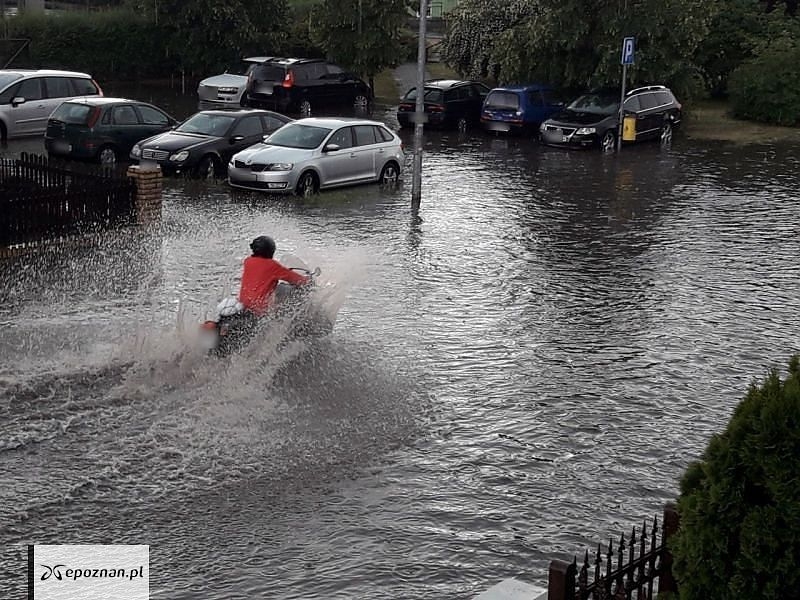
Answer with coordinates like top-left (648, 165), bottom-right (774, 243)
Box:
top-left (227, 117), bottom-right (404, 196)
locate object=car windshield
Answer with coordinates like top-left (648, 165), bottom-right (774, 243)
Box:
top-left (0, 73), bottom-right (23, 89)
top-left (176, 113), bottom-right (236, 136)
top-left (567, 93), bottom-right (619, 115)
top-left (51, 102), bottom-right (93, 124)
top-left (485, 91), bottom-right (519, 110)
top-left (403, 87), bottom-right (444, 103)
top-left (264, 123), bottom-right (332, 149)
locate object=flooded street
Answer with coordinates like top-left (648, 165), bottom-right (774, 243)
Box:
top-left (1, 91), bottom-right (799, 599)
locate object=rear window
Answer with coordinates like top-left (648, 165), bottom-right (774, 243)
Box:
top-left (485, 91), bottom-right (519, 110)
top-left (656, 90), bottom-right (673, 105)
top-left (51, 102), bottom-right (93, 124)
top-left (71, 77), bottom-right (99, 96)
top-left (253, 65), bottom-right (287, 82)
top-left (403, 87), bottom-right (444, 103)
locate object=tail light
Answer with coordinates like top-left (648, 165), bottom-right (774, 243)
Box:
top-left (428, 104), bottom-right (445, 113)
top-left (86, 106), bottom-right (102, 128)
top-left (91, 79), bottom-right (104, 96)
top-left (201, 320), bottom-right (218, 330)
top-left (399, 102), bottom-right (414, 111)
top-left (282, 70), bottom-right (295, 88)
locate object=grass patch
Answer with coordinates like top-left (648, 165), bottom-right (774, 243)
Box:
top-left (685, 99), bottom-right (800, 144)
top-left (427, 62), bottom-right (458, 80)
top-left (373, 69), bottom-right (401, 104)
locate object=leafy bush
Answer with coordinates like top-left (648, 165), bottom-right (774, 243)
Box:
top-left (728, 33), bottom-right (800, 126)
top-left (672, 355), bottom-right (800, 599)
top-left (5, 10), bottom-right (173, 81)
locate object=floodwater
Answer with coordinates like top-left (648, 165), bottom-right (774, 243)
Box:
top-left (1, 88), bottom-right (799, 599)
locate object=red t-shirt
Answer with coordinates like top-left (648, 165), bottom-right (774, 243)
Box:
top-left (238, 256), bottom-right (309, 315)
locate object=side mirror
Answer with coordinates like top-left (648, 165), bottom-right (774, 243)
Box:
top-left (229, 135), bottom-right (245, 144)
top-left (262, 134), bottom-right (271, 142)
top-left (11, 96), bottom-right (26, 107)
top-left (323, 143), bottom-right (341, 152)
top-left (312, 267), bottom-right (321, 277)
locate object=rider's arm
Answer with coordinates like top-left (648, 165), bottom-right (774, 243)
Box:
top-left (277, 264), bottom-right (310, 286)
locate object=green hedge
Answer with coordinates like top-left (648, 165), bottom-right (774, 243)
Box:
top-left (672, 355), bottom-right (800, 599)
top-left (728, 38), bottom-right (800, 126)
top-left (5, 10), bottom-right (175, 81)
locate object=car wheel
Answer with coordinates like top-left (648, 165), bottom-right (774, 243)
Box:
top-left (299, 99), bottom-right (312, 117)
top-left (354, 94), bottom-right (370, 113)
top-left (379, 161), bottom-right (400, 185)
top-left (600, 130), bottom-right (616, 153)
top-left (196, 155), bottom-right (219, 181)
top-left (296, 171), bottom-right (318, 197)
top-left (457, 117), bottom-right (468, 133)
top-left (98, 145), bottom-right (118, 166)
top-left (660, 121), bottom-right (673, 145)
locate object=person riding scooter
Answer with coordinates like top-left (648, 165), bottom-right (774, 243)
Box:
top-left (239, 235), bottom-right (310, 318)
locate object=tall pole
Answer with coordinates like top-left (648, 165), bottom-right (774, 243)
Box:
top-left (411, 0), bottom-right (428, 213)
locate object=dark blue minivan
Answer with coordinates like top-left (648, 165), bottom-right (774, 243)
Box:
top-left (480, 84), bottom-right (563, 135)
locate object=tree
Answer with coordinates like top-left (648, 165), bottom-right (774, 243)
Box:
top-left (125, 0), bottom-right (289, 75)
top-left (672, 355), bottom-right (800, 599)
top-left (310, 0), bottom-right (412, 90)
top-left (490, 0), bottom-right (715, 98)
top-left (440, 0), bottom-right (538, 80)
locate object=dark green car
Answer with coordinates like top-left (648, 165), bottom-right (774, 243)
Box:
top-left (45, 97), bottom-right (177, 165)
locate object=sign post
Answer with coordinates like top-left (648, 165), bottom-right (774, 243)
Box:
top-left (617, 36), bottom-right (635, 153)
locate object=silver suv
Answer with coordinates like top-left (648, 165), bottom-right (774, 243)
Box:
top-left (0, 69), bottom-right (103, 140)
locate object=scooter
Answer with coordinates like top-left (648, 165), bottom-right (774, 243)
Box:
top-left (199, 255), bottom-right (336, 357)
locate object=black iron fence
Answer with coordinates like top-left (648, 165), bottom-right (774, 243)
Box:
top-left (0, 153), bottom-right (135, 249)
top-left (548, 504), bottom-right (679, 600)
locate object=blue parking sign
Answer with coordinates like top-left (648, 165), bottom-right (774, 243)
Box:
top-left (621, 37), bottom-right (635, 65)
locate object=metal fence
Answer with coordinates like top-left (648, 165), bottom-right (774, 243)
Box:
top-left (0, 152), bottom-right (135, 249)
top-left (548, 504), bottom-right (679, 600)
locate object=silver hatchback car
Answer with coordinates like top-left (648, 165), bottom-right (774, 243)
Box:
top-left (227, 117), bottom-right (404, 196)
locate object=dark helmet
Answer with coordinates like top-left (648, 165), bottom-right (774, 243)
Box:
top-left (250, 235), bottom-right (276, 259)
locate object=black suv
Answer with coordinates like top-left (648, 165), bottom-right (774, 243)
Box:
top-left (539, 85), bottom-right (682, 152)
top-left (245, 58), bottom-right (372, 116)
top-left (397, 79), bottom-right (490, 131)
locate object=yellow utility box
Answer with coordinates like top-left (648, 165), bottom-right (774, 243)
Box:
top-left (622, 115), bottom-right (637, 141)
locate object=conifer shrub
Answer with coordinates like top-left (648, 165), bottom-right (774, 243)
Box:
top-left (672, 355), bottom-right (800, 599)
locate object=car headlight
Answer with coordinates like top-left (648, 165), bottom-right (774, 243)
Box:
top-left (265, 163), bottom-right (293, 171)
top-left (131, 144), bottom-right (141, 158)
top-left (576, 127), bottom-right (596, 135)
top-left (539, 123), bottom-right (547, 131)
top-left (218, 87), bottom-right (239, 94)
top-left (170, 151), bottom-right (189, 162)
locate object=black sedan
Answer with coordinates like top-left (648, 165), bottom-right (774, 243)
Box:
top-left (130, 108), bottom-right (292, 178)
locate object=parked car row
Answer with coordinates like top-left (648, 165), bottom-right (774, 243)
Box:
top-left (395, 78), bottom-right (682, 151)
top-left (198, 56), bottom-right (373, 117)
top-left (2, 59), bottom-right (682, 198)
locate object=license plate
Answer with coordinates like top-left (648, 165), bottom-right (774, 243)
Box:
top-left (199, 329), bottom-right (219, 350)
top-left (52, 140), bottom-right (71, 153)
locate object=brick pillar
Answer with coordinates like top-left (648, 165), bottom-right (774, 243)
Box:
top-left (127, 164), bottom-right (163, 225)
